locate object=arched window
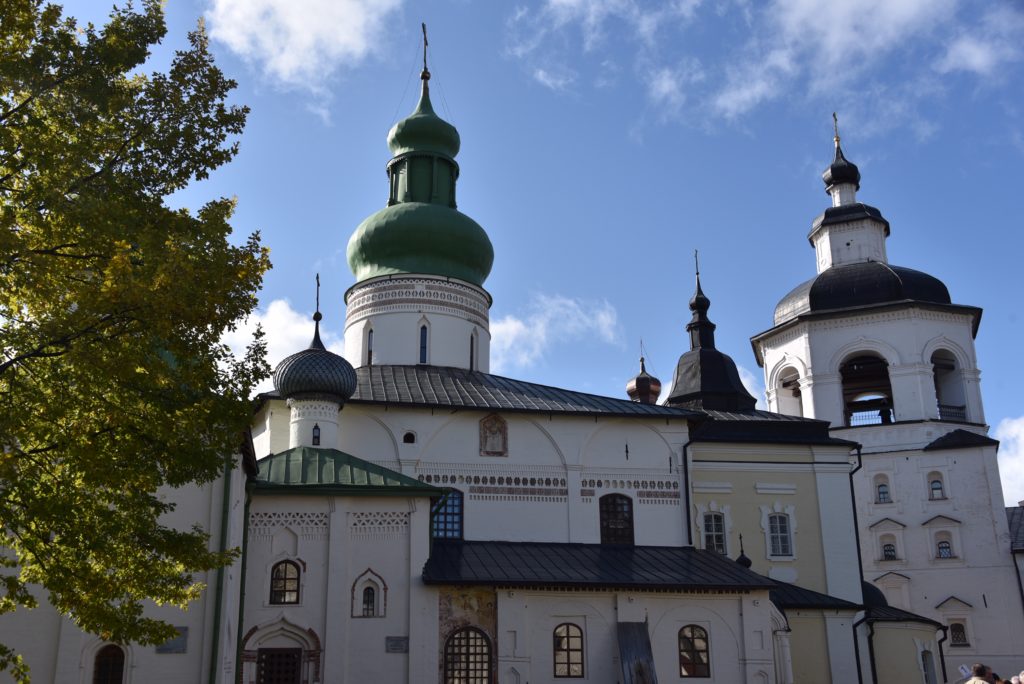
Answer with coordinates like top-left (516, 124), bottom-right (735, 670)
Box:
top-left (949, 622), bottom-right (969, 646)
top-left (93, 644), bottom-right (125, 684)
top-left (876, 482), bottom-right (890, 503)
top-left (431, 490), bottom-right (463, 539)
top-left (928, 473), bottom-right (946, 500)
top-left (599, 494), bottom-right (634, 545)
top-left (882, 543), bottom-right (897, 561)
top-left (703, 512), bottom-right (726, 554)
top-left (553, 623), bottom-right (584, 678)
top-left (469, 333), bottom-right (475, 371)
top-left (932, 350), bottom-right (966, 421)
top-left (444, 627), bottom-right (492, 684)
top-left (921, 649), bottom-right (938, 684)
top-left (840, 354), bottom-right (894, 426)
top-left (270, 560), bottom-right (300, 604)
top-left (768, 513), bottom-right (792, 557)
top-left (362, 586), bottom-right (376, 617)
top-left (366, 328), bottom-right (374, 366)
top-left (311, 423), bottom-right (320, 446)
top-left (419, 324), bottom-right (428, 364)
top-left (679, 625), bottom-right (710, 678)
top-left (776, 367), bottom-right (803, 417)
top-left (937, 540), bottom-right (953, 558)
top-left (403, 431), bottom-right (416, 444)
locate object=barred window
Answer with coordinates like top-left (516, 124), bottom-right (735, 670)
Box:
top-left (679, 625), bottom-right (710, 678)
top-left (431, 490), bottom-right (463, 539)
top-left (703, 512), bottom-right (726, 554)
top-left (270, 560), bottom-right (300, 605)
top-left (599, 494), bottom-right (634, 545)
top-left (950, 623), bottom-right (969, 646)
top-left (419, 325), bottom-right (428, 364)
top-left (444, 627), bottom-right (491, 684)
top-left (937, 540), bottom-right (954, 559)
top-left (256, 648), bottom-right (301, 684)
top-left (553, 623), bottom-right (584, 678)
top-left (882, 543), bottom-right (897, 561)
top-left (768, 514), bottom-right (792, 557)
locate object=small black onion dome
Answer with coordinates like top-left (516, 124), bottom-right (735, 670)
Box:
top-left (773, 262), bottom-right (952, 326)
top-left (822, 140), bottom-right (861, 191)
top-left (626, 357), bottom-right (662, 404)
top-left (272, 312), bottom-right (357, 402)
top-left (862, 581), bottom-right (888, 608)
top-left (735, 551), bottom-right (752, 569)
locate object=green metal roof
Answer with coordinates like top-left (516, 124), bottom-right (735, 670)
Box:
top-left (253, 447), bottom-right (440, 497)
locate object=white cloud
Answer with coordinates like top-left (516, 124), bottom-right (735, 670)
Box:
top-left (222, 299), bottom-right (346, 394)
top-left (534, 67), bottom-right (576, 90)
top-left (490, 294), bottom-right (620, 374)
top-left (996, 416), bottom-right (1024, 507)
top-left (644, 59), bottom-right (703, 115)
top-left (936, 6), bottom-right (1024, 76)
top-left (737, 364), bottom-right (767, 410)
top-left (206, 0), bottom-right (404, 92)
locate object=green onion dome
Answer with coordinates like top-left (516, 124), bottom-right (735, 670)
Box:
top-left (347, 69), bottom-right (493, 287)
top-left (387, 82), bottom-right (460, 158)
top-left (348, 202), bottom-right (493, 285)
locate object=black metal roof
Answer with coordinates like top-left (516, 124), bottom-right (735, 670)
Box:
top-left (617, 622), bottom-right (657, 684)
top-left (344, 365), bottom-right (699, 418)
top-left (866, 605), bottom-right (943, 627)
top-left (422, 540), bottom-right (776, 591)
top-left (690, 412), bottom-right (857, 447)
top-left (923, 428), bottom-right (999, 451)
top-left (774, 261), bottom-right (951, 326)
top-left (821, 141), bottom-right (862, 192)
top-left (769, 580), bottom-right (860, 611)
top-left (808, 203), bottom-right (889, 244)
top-left (1007, 506), bottom-right (1024, 552)
top-left (272, 321), bottom-right (357, 402)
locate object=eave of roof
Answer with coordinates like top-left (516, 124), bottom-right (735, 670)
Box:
top-left (421, 540), bottom-right (775, 591)
top-left (768, 580), bottom-right (860, 611)
top-left (866, 605), bottom-right (943, 628)
top-left (253, 446), bottom-right (441, 497)
top-left (261, 365), bottom-right (701, 419)
top-left (923, 428), bottom-right (999, 451)
top-left (750, 301), bottom-right (984, 366)
top-left (1007, 506), bottom-right (1024, 552)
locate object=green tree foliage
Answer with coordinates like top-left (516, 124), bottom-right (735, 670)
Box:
top-left (0, 1), bottom-right (270, 677)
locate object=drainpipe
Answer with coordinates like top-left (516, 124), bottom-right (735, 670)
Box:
top-left (234, 481), bottom-right (253, 682)
top-left (852, 614), bottom-right (868, 684)
top-left (207, 453), bottom-right (233, 684)
top-left (849, 446), bottom-right (869, 684)
top-left (681, 440), bottom-right (693, 547)
top-left (936, 625), bottom-right (949, 684)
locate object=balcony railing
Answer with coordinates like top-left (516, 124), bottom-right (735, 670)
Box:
top-left (845, 399), bottom-right (893, 426)
top-left (938, 404), bottom-right (967, 421)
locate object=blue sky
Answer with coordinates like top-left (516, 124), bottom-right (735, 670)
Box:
top-left (64, 0), bottom-right (1024, 500)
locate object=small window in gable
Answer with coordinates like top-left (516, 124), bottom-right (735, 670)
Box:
top-left (879, 533), bottom-right (899, 561)
top-left (950, 622), bottom-right (969, 646)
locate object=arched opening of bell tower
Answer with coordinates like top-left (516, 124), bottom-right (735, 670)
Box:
top-left (840, 354), bottom-right (894, 426)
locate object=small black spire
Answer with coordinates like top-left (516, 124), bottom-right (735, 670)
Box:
top-left (421, 23), bottom-right (430, 81)
top-left (822, 113), bottom-right (861, 191)
top-left (735, 533), bottom-right (752, 569)
top-left (310, 273), bottom-right (325, 351)
top-left (687, 251), bottom-right (715, 350)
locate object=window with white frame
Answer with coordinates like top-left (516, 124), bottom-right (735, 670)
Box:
top-left (769, 514), bottom-right (792, 557)
top-left (927, 472), bottom-right (946, 500)
top-left (703, 512), bottom-right (726, 554)
top-left (873, 474), bottom-right (892, 504)
top-left (949, 622), bottom-right (969, 646)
